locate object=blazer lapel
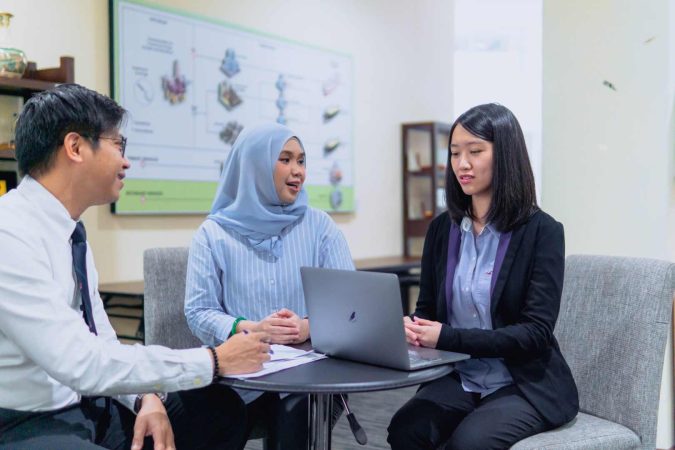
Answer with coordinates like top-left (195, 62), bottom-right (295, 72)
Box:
top-left (442, 223), bottom-right (461, 323)
top-left (490, 231), bottom-right (512, 296)
top-left (490, 225), bottom-right (525, 318)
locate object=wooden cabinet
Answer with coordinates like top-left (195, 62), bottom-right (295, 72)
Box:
top-left (0, 56), bottom-right (74, 162)
top-left (401, 121), bottom-right (452, 257)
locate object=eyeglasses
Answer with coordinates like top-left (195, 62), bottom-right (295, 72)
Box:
top-left (96, 135), bottom-right (127, 158)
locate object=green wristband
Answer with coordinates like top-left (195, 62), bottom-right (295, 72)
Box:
top-left (230, 317), bottom-right (246, 336)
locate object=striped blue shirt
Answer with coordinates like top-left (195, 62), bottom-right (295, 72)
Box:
top-left (451, 217), bottom-right (513, 397)
top-left (184, 207), bottom-right (354, 347)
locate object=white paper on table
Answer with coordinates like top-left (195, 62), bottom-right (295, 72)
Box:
top-left (227, 344), bottom-right (326, 379)
top-left (268, 344), bottom-right (317, 361)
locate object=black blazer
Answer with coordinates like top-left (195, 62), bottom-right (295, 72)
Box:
top-left (413, 209), bottom-right (579, 427)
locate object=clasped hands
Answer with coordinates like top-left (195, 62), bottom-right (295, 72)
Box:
top-left (404, 316), bottom-right (442, 348)
top-left (215, 308), bottom-right (309, 377)
top-left (240, 308), bottom-right (309, 345)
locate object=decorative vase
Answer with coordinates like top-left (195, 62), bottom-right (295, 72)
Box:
top-left (0, 12), bottom-right (26, 78)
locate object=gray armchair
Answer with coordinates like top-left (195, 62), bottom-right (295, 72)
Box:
top-left (143, 247), bottom-right (201, 349)
top-left (144, 249), bottom-right (673, 449)
top-left (144, 247), bottom-right (269, 449)
top-left (513, 255), bottom-right (674, 450)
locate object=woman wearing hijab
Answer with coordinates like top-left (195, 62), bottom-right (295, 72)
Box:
top-left (185, 122), bottom-right (354, 449)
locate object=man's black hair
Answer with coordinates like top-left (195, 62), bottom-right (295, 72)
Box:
top-left (14, 83), bottom-right (126, 177)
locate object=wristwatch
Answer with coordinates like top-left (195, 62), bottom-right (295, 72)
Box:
top-left (134, 392), bottom-right (168, 413)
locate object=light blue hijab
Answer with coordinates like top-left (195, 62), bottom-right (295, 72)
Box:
top-left (208, 122), bottom-right (308, 257)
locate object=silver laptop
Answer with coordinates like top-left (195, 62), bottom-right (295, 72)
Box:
top-left (301, 267), bottom-right (469, 371)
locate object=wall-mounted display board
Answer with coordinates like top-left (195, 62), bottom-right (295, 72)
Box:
top-left (110, 0), bottom-right (354, 214)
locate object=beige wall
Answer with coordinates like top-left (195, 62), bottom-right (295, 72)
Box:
top-left (542, 0), bottom-right (674, 446)
top-left (542, 0), bottom-right (671, 259)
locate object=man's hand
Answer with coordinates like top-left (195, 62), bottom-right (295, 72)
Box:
top-left (250, 312), bottom-right (301, 344)
top-left (216, 331), bottom-right (270, 375)
top-left (405, 317), bottom-right (442, 348)
top-left (272, 308), bottom-right (309, 344)
top-left (131, 394), bottom-right (174, 450)
top-left (403, 316), bottom-right (419, 346)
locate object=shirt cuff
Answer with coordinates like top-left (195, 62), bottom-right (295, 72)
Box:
top-left (174, 347), bottom-right (214, 390)
top-left (116, 394), bottom-right (138, 413)
top-left (437, 323), bottom-right (457, 351)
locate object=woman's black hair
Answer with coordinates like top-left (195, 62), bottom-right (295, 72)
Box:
top-left (445, 103), bottom-right (538, 231)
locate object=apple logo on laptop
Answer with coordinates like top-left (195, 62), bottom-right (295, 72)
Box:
top-left (349, 311), bottom-right (357, 322)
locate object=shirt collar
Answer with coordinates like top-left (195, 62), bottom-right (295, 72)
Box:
top-left (460, 216), bottom-right (500, 238)
top-left (18, 175), bottom-right (78, 243)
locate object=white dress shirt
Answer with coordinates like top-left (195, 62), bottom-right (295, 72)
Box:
top-left (0, 177), bottom-right (213, 412)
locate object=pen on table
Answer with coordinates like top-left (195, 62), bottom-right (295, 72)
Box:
top-left (243, 329), bottom-right (274, 353)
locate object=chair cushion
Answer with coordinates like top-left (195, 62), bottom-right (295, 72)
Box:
top-left (511, 413), bottom-right (640, 450)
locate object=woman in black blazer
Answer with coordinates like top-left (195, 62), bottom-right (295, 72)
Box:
top-left (387, 104), bottom-right (578, 450)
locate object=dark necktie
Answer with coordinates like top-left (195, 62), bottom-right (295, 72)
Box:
top-left (71, 222), bottom-right (112, 436)
top-left (71, 221), bottom-right (97, 335)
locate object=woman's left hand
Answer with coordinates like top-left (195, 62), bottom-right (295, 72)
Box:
top-left (273, 308), bottom-right (310, 344)
top-left (405, 317), bottom-right (442, 348)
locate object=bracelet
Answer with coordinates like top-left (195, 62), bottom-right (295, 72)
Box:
top-left (230, 316), bottom-right (246, 336)
top-left (207, 346), bottom-right (219, 380)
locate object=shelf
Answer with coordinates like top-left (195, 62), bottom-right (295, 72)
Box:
top-left (0, 77), bottom-right (60, 94)
top-left (0, 57), bottom-right (74, 167)
top-left (407, 170), bottom-right (433, 177)
top-left (0, 149), bottom-right (15, 160)
top-left (402, 121), bottom-right (452, 257)
top-left (406, 218), bottom-right (433, 236)
top-left (407, 167), bottom-right (445, 177)
top-left (0, 57), bottom-right (74, 97)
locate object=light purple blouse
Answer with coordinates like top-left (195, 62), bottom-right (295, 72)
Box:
top-left (448, 217), bottom-right (513, 397)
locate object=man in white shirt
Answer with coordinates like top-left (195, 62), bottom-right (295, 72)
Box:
top-left (0, 84), bottom-right (271, 449)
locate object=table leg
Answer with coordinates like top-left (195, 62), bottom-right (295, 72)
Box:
top-left (308, 393), bottom-right (333, 450)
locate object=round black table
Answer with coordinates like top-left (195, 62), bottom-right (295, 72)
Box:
top-left (220, 356), bottom-right (454, 450)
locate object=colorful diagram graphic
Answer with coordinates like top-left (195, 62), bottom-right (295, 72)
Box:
top-left (114, 0), bottom-right (353, 213)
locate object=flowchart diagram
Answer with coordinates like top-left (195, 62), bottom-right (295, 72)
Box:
top-left (113, 0), bottom-right (353, 213)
